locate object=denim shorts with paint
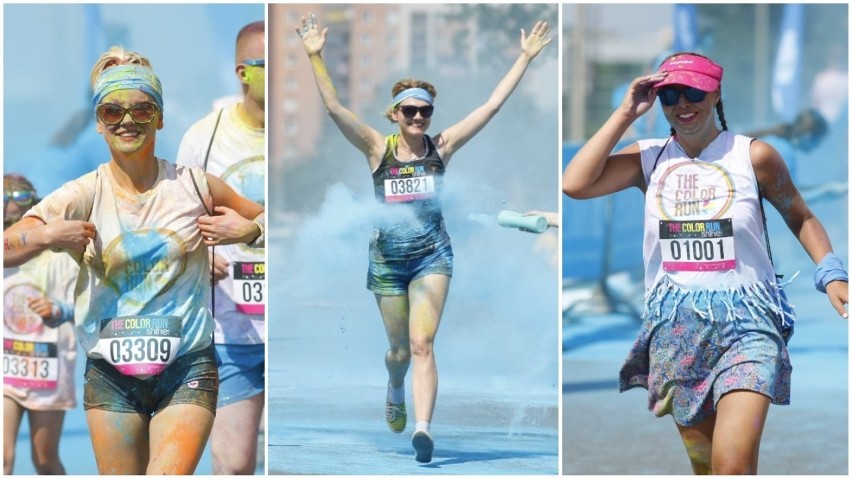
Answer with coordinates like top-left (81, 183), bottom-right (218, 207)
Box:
top-left (83, 343), bottom-right (219, 416)
top-left (366, 220), bottom-right (453, 295)
top-left (214, 343), bottom-right (264, 407)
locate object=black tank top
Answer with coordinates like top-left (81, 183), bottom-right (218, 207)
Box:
top-left (372, 134), bottom-right (445, 226)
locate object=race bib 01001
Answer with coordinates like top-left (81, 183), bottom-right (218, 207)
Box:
top-left (660, 219), bottom-right (736, 272)
top-left (3, 339), bottom-right (59, 389)
top-left (96, 316), bottom-right (181, 377)
top-left (233, 261), bottom-right (265, 315)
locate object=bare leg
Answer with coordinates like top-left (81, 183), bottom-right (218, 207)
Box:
top-left (375, 294), bottom-right (412, 390)
top-left (711, 390), bottom-right (770, 474)
top-left (147, 403), bottom-right (214, 474)
top-left (676, 414), bottom-right (715, 475)
top-left (675, 390), bottom-right (770, 475)
top-left (28, 410), bottom-right (67, 474)
top-left (85, 409), bottom-right (149, 474)
top-left (4, 397), bottom-right (25, 475)
top-left (211, 393), bottom-right (264, 474)
top-left (407, 274), bottom-right (450, 424)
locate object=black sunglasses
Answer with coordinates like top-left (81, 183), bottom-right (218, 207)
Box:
top-left (4, 190), bottom-right (35, 206)
top-left (96, 102), bottom-right (158, 125)
top-left (657, 86), bottom-right (707, 107)
top-left (398, 105), bottom-right (434, 119)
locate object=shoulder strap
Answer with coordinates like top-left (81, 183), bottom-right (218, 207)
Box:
top-left (202, 109), bottom-right (224, 172)
top-left (86, 170), bottom-right (98, 222)
top-left (199, 111), bottom-right (222, 329)
top-left (189, 168), bottom-right (213, 216)
top-left (651, 136), bottom-right (672, 173)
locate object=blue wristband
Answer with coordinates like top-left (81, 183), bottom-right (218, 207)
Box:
top-left (814, 252), bottom-right (848, 293)
top-left (55, 300), bottom-right (74, 325)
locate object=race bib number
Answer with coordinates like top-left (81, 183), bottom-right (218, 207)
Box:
top-left (384, 176), bottom-right (435, 203)
top-left (3, 339), bottom-right (59, 389)
top-left (96, 316), bottom-right (181, 377)
top-left (660, 219), bottom-right (736, 272)
top-left (233, 262), bottom-right (265, 315)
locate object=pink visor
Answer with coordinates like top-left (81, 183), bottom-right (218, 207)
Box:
top-left (654, 54), bottom-right (723, 92)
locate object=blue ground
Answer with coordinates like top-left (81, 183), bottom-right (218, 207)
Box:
top-left (266, 201), bottom-right (560, 475)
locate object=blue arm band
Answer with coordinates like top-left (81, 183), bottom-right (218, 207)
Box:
top-left (814, 252), bottom-right (848, 293)
top-left (55, 300), bottom-right (74, 325)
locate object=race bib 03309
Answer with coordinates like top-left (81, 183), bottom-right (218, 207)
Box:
top-left (96, 315), bottom-right (181, 377)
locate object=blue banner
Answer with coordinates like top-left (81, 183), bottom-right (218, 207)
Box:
top-left (673, 4), bottom-right (698, 52)
top-left (772, 4), bottom-right (805, 122)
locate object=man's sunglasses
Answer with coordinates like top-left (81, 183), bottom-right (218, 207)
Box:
top-left (398, 105), bottom-right (434, 119)
top-left (4, 190), bottom-right (35, 206)
top-left (657, 86), bottom-right (707, 107)
top-left (96, 102), bottom-right (158, 125)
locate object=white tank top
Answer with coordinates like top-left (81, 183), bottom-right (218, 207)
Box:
top-left (639, 131), bottom-right (775, 292)
top-left (176, 105), bottom-right (265, 345)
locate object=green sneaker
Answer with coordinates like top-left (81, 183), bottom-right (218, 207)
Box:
top-left (412, 430), bottom-right (434, 463)
top-left (385, 400), bottom-right (406, 433)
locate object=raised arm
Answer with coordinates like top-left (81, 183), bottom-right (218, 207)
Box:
top-left (435, 21), bottom-right (552, 163)
top-left (197, 174), bottom-right (265, 247)
top-left (4, 217), bottom-right (96, 267)
top-left (562, 73), bottom-right (668, 199)
top-left (296, 13), bottom-right (385, 167)
top-left (751, 139), bottom-right (848, 317)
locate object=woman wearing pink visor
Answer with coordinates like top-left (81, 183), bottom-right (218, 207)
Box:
top-left (564, 52), bottom-right (848, 473)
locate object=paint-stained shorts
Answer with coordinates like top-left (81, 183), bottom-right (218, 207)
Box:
top-left (367, 223), bottom-right (453, 295)
top-left (215, 343), bottom-right (264, 407)
top-left (83, 344), bottom-right (219, 416)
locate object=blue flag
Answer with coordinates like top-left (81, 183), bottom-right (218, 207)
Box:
top-left (673, 4), bottom-right (698, 52)
top-left (772, 4), bottom-right (804, 122)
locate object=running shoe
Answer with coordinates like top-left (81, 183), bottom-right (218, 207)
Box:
top-left (385, 398), bottom-right (407, 433)
top-left (412, 430), bottom-right (434, 463)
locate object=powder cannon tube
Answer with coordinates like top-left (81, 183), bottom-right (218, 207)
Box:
top-left (497, 210), bottom-right (548, 234)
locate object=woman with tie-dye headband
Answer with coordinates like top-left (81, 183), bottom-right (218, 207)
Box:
top-left (563, 52), bottom-right (848, 473)
top-left (3, 46), bottom-right (265, 475)
top-left (296, 13), bottom-right (551, 463)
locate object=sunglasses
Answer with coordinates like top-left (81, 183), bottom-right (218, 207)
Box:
top-left (96, 102), bottom-right (158, 125)
top-left (4, 190), bottom-right (35, 206)
top-left (243, 58), bottom-right (265, 67)
top-left (657, 86), bottom-right (707, 106)
top-left (398, 105), bottom-right (434, 119)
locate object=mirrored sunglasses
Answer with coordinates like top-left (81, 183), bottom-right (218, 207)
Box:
top-left (96, 102), bottom-right (158, 125)
top-left (4, 190), bottom-right (35, 206)
top-left (243, 58), bottom-right (265, 68)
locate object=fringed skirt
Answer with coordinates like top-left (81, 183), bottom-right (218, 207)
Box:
top-left (619, 277), bottom-right (795, 426)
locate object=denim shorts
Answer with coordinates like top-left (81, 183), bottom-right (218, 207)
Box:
top-left (215, 343), bottom-right (264, 407)
top-left (366, 222), bottom-right (453, 295)
top-left (83, 344), bottom-right (219, 416)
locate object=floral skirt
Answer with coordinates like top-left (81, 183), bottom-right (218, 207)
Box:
top-left (619, 278), bottom-right (794, 426)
